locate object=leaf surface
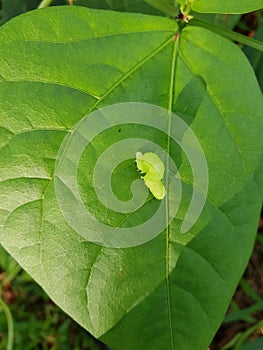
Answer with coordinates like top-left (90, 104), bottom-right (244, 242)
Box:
top-left (76, 0), bottom-right (165, 15)
top-left (0, 7), bottom-right (263, 350)
top-left (191, 0), bottom-right (263, 14)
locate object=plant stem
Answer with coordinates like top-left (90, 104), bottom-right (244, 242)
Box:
top-left (190, 18), bottom-right (263, 52)
top-left (5, 264), bottom-right (21, 284)
top-left (0, 298), bottom-right (14, 350)
top-left (233, 319), bottom-right (263, 349)
top-left (37, 0), bottom-right (53, 9)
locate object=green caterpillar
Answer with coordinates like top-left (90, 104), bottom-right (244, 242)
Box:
top-left (135, 152), bottom-right (166, 200)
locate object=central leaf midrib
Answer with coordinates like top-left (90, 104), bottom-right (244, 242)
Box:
top-left (165, 33), bottom-right (179, 350)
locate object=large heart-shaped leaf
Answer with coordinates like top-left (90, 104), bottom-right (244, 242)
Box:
top-left (0, 6), bottom-right (263, 350)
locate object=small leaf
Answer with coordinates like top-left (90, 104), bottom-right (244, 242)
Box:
top-left (135, 152), bottom-right (166, 200)
top-left (191, 0), bottom-right (263, 14)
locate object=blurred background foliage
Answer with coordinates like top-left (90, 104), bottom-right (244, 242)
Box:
top-left (0, 1), bottom-right (263, 349)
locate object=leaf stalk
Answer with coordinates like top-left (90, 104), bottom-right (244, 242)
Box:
top-left (189, 18), bottom-right (263, 52)
top-left (37, 0), bottom-right (53, 9)
top-left (0, 298), bottom-right (14, 350)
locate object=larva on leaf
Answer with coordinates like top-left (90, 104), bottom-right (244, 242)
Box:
top-left (135, 152), bottom-right (166, 200)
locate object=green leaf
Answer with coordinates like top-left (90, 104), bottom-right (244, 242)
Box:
top-left (191, 0), bottom-right (263, 14)
top-left (0, 6), bottom-right (263, 350)
top-left (75, 0), bottom-right (165, 16)
top-left (144, 0), bottom-right (179, 17)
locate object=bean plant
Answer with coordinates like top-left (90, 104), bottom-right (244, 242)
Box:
top-left (0, 1), bottom-right (263, 349)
